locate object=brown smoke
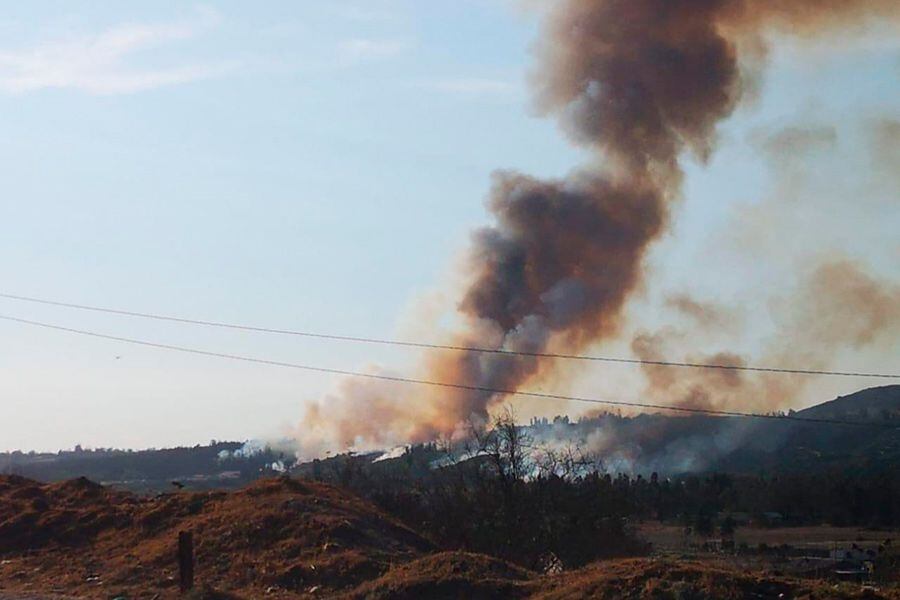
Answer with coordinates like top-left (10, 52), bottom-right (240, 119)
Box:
top-left (298, 0), bottom-right (900, 455)
top-left (869, 118), bottom-right (900, 189)
top-left (665, 294), bottom-right (736, 330)
top-left (631, 328), bottom-right (752, 412)
top-left (633, 260), bottom-right (900, 413)
top-left (774, 260), bottom-right (900, 353)
top-left (759, 125), bottom-right (837, 156)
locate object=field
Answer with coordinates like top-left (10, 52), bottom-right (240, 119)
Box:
top-left (638, 521), bottom-right (900, 587)
top-left (640, 523), bottom-right (896, 553)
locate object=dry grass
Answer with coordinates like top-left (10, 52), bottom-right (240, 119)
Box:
top-left (343, 551), bottom-right (535, 599)
top-left (1, 477), bottom-right (898, 599)
top-left (0, 475), bottom-right (429, 599)
top-left (532, 558), bottom-right (895, 599)
top-left (347, 555), bottom-right (900, 599)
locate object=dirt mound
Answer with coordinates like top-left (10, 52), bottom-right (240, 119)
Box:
top-left (345, 551), bottom-right (535, 599)
top-left (0, 475), bottom-right (137, 554)
top-left (0, 476), bottom-right (430, 599)
top-left (346, 555), bottom-right (900, 600)
top-left (532, 558), bottom-right (895, 599)
top-left (131, 476), bottom-right (432, 593)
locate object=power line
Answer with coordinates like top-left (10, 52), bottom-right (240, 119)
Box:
top-left (1, 292), bottom-right (897, 380)
top-left (0, 312), bottom-right (894, 430)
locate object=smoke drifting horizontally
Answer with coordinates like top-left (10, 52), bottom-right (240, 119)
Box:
top-left (632, 259), bottom-right (900, 415)
top-left (297, 0), bottom-right (900, 456)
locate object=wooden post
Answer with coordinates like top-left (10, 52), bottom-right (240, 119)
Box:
top-left (178, 530), bottom-right (194, 592)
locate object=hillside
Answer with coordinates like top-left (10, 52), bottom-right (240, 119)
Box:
top-left (294, 385), bottom-right (900, 481)
top-left (712, 385), bottom-right (900, 475)
top-left (0, 475), bottom-right (429, 598)
top-left (0, 442), bottom-right (290, 493)
top-left (800, 386), bottom-right (900, 421)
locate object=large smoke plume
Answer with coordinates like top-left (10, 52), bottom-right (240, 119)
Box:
top-left (298, 0), bottom-right (899, 456)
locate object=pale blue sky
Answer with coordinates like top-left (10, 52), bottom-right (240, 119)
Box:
top-left (0, 2), bottom-right (897, 451)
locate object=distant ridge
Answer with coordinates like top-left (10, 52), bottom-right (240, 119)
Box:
top-left (4, 386), bottom-right (900, 486)
top-left (799, 385), bottom-right (900, 421)
top-left (713, 385), bottom-right (900, 475)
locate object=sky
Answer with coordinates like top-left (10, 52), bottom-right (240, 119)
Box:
top-left (0, 1), bottom-right (898, 452)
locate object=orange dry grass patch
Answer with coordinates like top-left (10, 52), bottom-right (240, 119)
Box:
top-left (532, 558), bottom-right (899, 599)
top-left (0, 476), bottom-right (430, 599)
top-left (0, 475), bottom-right (138, 553)
top-left (344, 551), bottom-right (536, 599)
top-left (347, 555), bottom-right (900, 599)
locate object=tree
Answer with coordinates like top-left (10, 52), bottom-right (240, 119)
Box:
top-left (535, 442), bottom-right (603, 481)
top-left (468, 407), bottom-right (533, 490)
top-left (694, 511), bottom-right (714, 536)
top-left (720, 515), bottom-right (736, 537)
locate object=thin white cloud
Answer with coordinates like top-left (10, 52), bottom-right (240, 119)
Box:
top-left (338, 38), bottom-right (411, 63)
top-left (0, 9), bottom-right (234, 95)
top-left (416, 77), bottom-right (520, 99)
top-left (333, 6), bottom-right (399, 23)
top-left (330, 0), bottom-right (413, 24)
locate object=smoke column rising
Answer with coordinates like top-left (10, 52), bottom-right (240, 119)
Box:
top-left (298, 0), bottom-right (899, 456)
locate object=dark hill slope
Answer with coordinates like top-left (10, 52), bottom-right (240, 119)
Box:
top-left (800, 385), bottom-right (900, 421)
top-left (711, 385), bottom-right (900, 475)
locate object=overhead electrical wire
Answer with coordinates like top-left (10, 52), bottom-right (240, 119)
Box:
top-left (0, 312), bottom-right (895, 430)
top-left (0, 292), bottom-right (897, 379)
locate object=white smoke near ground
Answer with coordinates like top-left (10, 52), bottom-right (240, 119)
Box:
top-left (514, 415), bottom-right (762, 476)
